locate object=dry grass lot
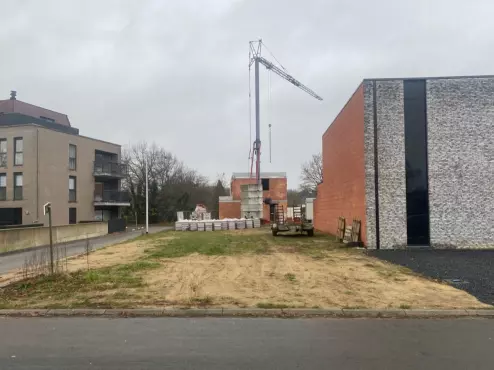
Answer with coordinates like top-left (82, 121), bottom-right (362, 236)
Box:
top-left (0, 229), bottom-right (490, 309)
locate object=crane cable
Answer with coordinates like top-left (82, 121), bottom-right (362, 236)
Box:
top-left (248, 49), bottom-right (253, 174)
top-left (268, 69), bottom-right (272, 163)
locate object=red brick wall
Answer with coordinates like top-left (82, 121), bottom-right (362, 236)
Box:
top-left (228, 177), bottom-right (287, 220)
top-left (219, 201), bottom-right (241, 219)
top-left (314, 84), bottom-right (367, 244)
top-left (230, 178), bottom-right (287, 201)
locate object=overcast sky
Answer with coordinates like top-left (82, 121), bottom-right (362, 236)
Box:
top-left (1, 0), bottom-right (492, 188)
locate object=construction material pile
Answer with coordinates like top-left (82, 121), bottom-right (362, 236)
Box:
top-left (175, 218), bottom-right (261, 231)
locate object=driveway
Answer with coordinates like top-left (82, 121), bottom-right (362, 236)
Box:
top-left (368, 249), bottom-right (494, 306)
top-left (0, 226), bottom-right (171, 276)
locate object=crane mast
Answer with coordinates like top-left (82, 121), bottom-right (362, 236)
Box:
top-left (249, 39), bottom-right (323, 183)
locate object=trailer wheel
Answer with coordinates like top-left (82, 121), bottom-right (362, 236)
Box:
top-left (272, 229), bottom-right (278, 236)
top-left (307, 229), bottom-right (314, 237)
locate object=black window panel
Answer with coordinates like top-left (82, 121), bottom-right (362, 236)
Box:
top-left (404, 80), bottom-right (430, 246)
top-left (0, 208), bottom-right (22, 225)
top-left (69, 208), bottom-right (77, 224)
top-left (261, 178), bottom-right (270, 191)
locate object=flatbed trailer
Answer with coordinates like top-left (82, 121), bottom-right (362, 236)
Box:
top-left (271, 204), bottom-right (314, 236)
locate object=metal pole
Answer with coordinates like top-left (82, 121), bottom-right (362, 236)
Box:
top-left (145, 156), bottom-right (149, 234)
top-left (48, 207), bottom-right (54, 274)
top-left (254, 57), bottom-right (261, 183)
top-left (269, 124), bottom-right (272, 163)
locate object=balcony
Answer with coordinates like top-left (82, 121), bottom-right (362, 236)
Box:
top-left (93, 161), bottom-right (128, 178)
top-left (94, 190), bottom-right (131, 207)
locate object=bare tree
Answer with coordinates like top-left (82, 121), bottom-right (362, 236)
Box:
top-left (300, 153), bottom-right (323, 193)
top-left (122, 142), bottom-right (216, 223)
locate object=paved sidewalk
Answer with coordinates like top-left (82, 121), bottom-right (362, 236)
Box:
top-left (0, 226), bottom-right (170, 275)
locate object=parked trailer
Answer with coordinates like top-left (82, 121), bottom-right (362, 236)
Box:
top-left (271, 204), bottom-right (314, 236)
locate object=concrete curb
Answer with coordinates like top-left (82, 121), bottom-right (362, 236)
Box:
top-left (0, 308), bottom-right (493, 318)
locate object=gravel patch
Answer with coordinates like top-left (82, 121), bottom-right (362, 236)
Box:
top-left (367, 249), bottom-right (494, 306)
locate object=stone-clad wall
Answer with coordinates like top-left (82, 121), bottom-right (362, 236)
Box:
top-left (427, 77), bottom-right (494, 248)
top-left (363, 81), bottom-right (408, 249)
top-left (363, 81), bottom-right (377, 248)
top-left (375, 81), bottom-right (408, 249)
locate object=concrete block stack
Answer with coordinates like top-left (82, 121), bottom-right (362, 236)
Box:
top-left (205, 222), bottom-right (213, 231)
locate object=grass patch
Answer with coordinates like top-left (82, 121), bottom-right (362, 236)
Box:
top-left (142, 230), bottom-right (339, 260)
top-left (284, 273), bottom-right (296, 282)
top-left (0, 263), bottom-right (150, 308)
top-left (399, 304), bottom-right (411, 309)
top-left (256, 302), bottom-right (290, 309)
top-left (189, 296), bottom-right (213, 307)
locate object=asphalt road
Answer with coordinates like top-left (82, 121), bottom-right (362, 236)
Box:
top-left (0, 226), bottom-right (170, 275)
top-left (0, 318), bottom-right (493, 369)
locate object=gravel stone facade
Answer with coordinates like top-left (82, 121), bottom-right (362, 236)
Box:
top-left (375, 81), bottom-right (408, 249)
top-left (426, 77), bottom-right (494, 248)
top-left (363, 81), bottom-right (377, 248)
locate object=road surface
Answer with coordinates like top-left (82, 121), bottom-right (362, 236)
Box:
top-left (0, 226), bottom-right (170, 275)
top-left (0, 317), bottom-right (493, 369)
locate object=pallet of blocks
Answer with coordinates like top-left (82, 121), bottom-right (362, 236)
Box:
top-left (236, 220), bottom-right (246, 229)
top-left (213, 221), bottom-right (222, 231)
top-left (197, 222), bottom-right (205, 231)
top-left (253, 218), bottom-right (261, 228)
top-left (221, 221), bottom-right (229, 230)
top-left (228, 221), bottom-right (236, 230)
top-left (205, 222), bottom-right (213, 231)
top-left (181, 222), bottom-right (189, 231)
top-left (189, 222), bottom-right (198, 231)
top-left (175, 221), bottom-right (183, 231)
top-left (245, 219), bottom-right (253, 228)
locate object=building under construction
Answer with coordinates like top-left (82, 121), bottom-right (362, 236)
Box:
top-left (219, 172), bottom-right (287, 221)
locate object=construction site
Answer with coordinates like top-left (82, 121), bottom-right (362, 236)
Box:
top-left (171, 40), bottom-right (321, 237)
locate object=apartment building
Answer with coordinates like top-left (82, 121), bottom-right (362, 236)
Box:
top-left (0, 92), bottom-right (130, 226)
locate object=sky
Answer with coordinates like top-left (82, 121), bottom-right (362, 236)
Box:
top-left (1, 0), bottom-right (492, 188)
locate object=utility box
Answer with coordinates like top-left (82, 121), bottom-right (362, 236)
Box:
top-left (305, 198), bottom-right (315, 222)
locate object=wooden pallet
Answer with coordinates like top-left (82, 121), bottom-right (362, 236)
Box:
top-left (336, 217), bottom-right (346, 242)
top-left (342, 219), bottom-right (361, 245)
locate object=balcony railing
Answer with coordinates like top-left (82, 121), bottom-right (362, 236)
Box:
top-left (93, 161), bottom-right (128, 178)
top-left (94, 190), bottom-right (131, 204)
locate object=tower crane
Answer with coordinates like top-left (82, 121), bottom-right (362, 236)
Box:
top-left (249, 39), bottom-right (323, 183)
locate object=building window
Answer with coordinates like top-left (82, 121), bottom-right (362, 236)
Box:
top-left (261, 178), bottom-right (270, 191)
top-left (69, 176), bottom-right (76, 202)
top-left (0, 173), bottom-right (6, 200)
top-left (69, 144), bottom-right (77, 170)
top-left (69, 207), bottom-right (77, 224)
top-left (14, 173), bottom-right (23, 200)
top-left (14, 137), bottom-right (23, 166)
top-left (0, 139), bottom-right (7, 167)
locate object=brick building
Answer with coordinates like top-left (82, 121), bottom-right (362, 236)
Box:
top-left (314, 76), bottom-right (494, 249)
top-left (219, 172), bottom-right (287, 220)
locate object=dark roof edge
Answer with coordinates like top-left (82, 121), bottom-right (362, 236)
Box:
top-left (0, 123), bottom-right (121, 147)
top-left (322, 81), bottom-right (364, 138)
top-left (363, 74), bottom-right (494, 82)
